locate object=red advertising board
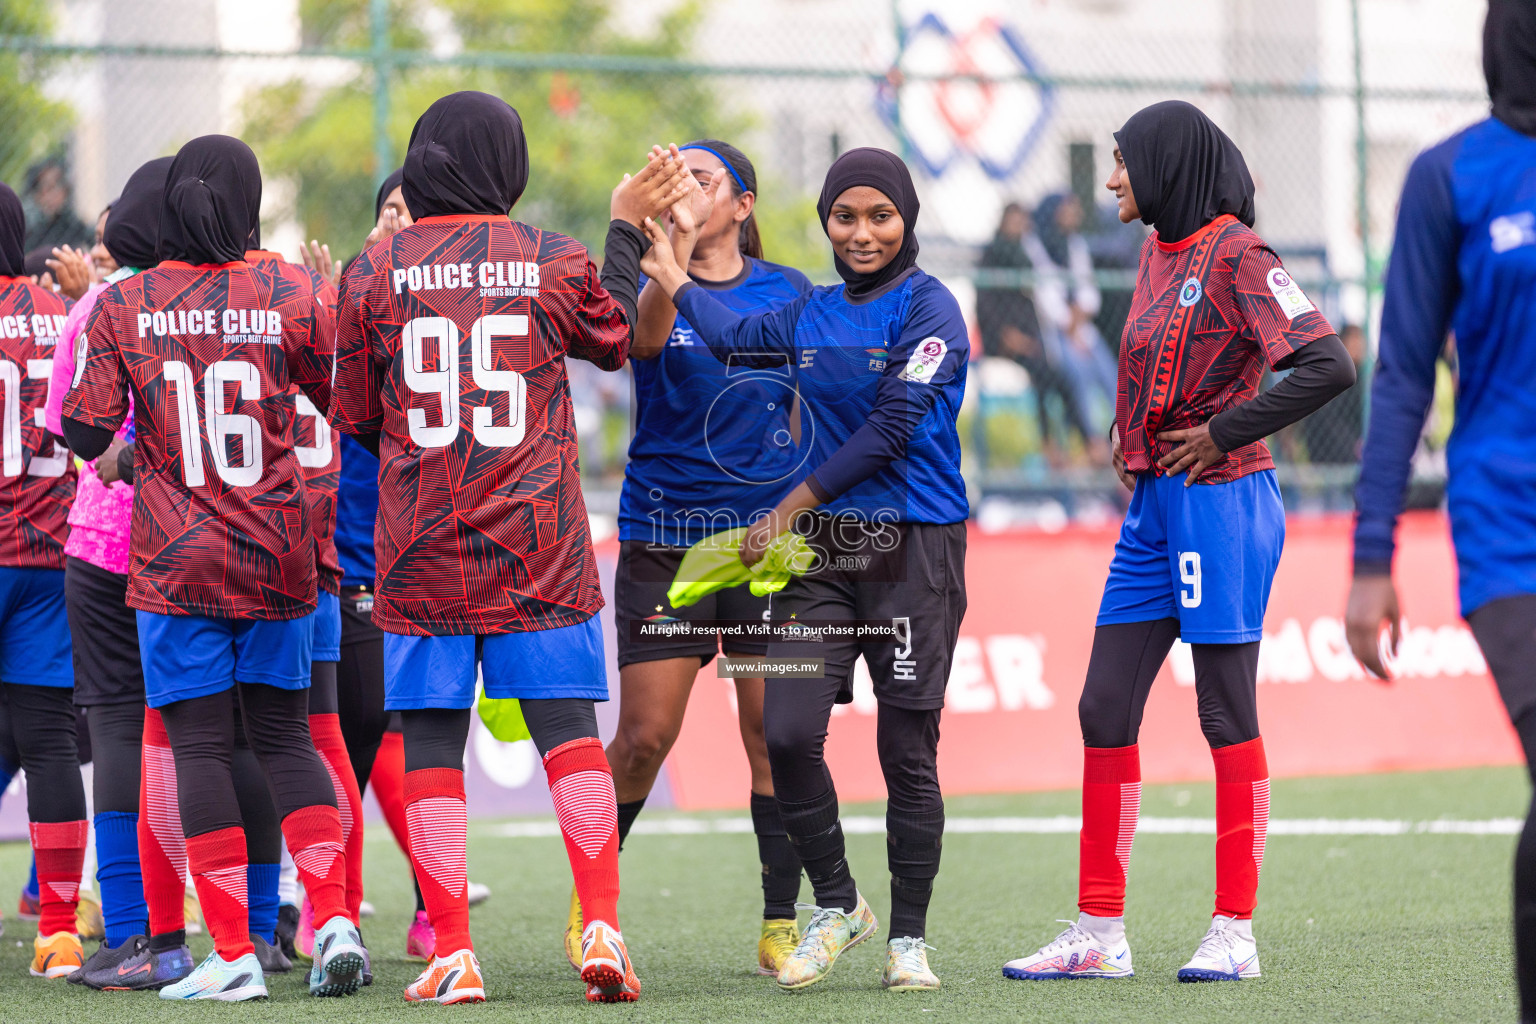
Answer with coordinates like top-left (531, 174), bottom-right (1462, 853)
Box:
top-left (661, 512), bottom-right (1519, 809)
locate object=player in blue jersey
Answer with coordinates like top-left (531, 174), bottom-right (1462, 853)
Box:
top-left (636, 147), bottom-right (967, 992)
top-left (578, 140), bottom-right (813, 977)
top-left (1347, 5), bottom-right (1536, 1017)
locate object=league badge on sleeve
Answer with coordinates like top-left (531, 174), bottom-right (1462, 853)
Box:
top-left (1265, 268), bottom-right (1316, 320)
top-left (900, 337), bottom-right (949, 383)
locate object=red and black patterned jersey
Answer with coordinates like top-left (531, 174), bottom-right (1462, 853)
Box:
top-left (63, 260), bottom-right (336, 619)
top-left (248, 251), bottom-right (342, 594)
top-left (0, 278), bottom-right (72, 568)
top-left (332, 214), bottom-right (629, 636)
top-left (1117, 215), bottom-right (1336, 484)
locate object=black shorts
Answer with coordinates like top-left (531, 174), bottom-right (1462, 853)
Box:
top-left (64, 557), bottom-right (144, 706)
top-left (614, 541), bottom-right (772, 669)
top-left (339, 585), bottom-right (382, 647)
top-left (768, 518), bottom-right (967, 711)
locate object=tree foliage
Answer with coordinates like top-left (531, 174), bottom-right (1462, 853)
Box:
top-left (243, 0), bottom-right (825, 274)
top-left (0, 0), bottom-right (74, 190)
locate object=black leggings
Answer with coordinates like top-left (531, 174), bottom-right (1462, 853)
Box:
top-left (1467, 594), bottom-right (1536, 1021)
top-left (764, 675), bottom-right (944, 935)
top-left (402, 699), bottom-right (599, 773)
top-left (86, 702), bottom-right (144, 814)
top-left (337, 595), bottom-right (389, 790)
top-left (1076, 619), bottom-right (1260, 749)
top-left (1, 683), bottom-right (85, 822)
top-left (158, 683), bottom-right (336, 839)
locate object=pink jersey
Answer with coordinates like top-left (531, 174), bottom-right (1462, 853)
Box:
top-left (47, 280), bottom-right (134, 575)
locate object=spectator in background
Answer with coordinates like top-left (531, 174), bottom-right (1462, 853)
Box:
top-left (23, 157), bottom-right (90, 253)
top-left (1302, 323), bottom-right (1367, 464)
top-left (976, 201), bottom-right (1096, 465)
top-left (1028, 192), bottom-right (1117, 451)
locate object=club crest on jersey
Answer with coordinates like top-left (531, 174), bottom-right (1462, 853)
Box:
top-left (899, 337), bottom-right (947, 383)
top-left (667, 325), bottom-right (694, 347)
top-left (1178, 277), bottom-right (1203, 307)
top-left (1265, 267), bottom-right (1316, 320)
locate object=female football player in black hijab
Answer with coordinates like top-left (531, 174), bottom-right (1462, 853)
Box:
top-left (636, 146), bottom-right (967, 993)
top-left (1005, 100), bottom-right (1353, 985)
top-left (330, 90), bottom-right (688, 1005)
top-left (63, 134), bottom-right (365, 1001)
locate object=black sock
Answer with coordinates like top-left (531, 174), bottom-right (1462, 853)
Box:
top-left (1515, 710), bottom-right (1536, 1018)
top-left (887, 806), bottom-right (944, 939)
top-left (750, 791), bottom-right (803, 919)
top-left (414, 878), bottom-right (425, 914)
top-left (149, 929), bottom-right (186, 953)
top-left (617, 798), bottom-right (647, 851)
top-left (778, 790), bottom-right (857, 914)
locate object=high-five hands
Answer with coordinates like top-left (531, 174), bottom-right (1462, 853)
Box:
top-left (611, 147), bottom-right (690, 230)
top-left (639, 216), bottom-right (690, 297)
top-left (46, 245), bottom-right (93, 301)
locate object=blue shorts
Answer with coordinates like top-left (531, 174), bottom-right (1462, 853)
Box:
top-left (0, 567), bottom-right (71, 687)
top-left (1097, 470), bottom-right (1285, 643)
top-left (383, 615), bottom-right (607, 711)
top-left (309, 591), bottom-right (341, 662)
top-left (136, 611), bottom-right (314, 709)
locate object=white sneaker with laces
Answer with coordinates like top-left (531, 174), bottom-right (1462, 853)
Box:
top-left (1177, 915), bottom-right (1260, 981)
top-left (1002, 917), bottom-right (1133, 980)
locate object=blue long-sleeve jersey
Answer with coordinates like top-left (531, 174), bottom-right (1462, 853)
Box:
top-left (673, 269), bottom-right (969, 524)
top-left (1354, 116), bottom-right (1536, 614)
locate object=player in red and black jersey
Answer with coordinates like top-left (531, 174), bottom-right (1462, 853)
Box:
top-left (330, 90), bottom-right (687, 1004)
top-left (62, 135), bottom-right (366, 1001)
top-left (0, 181), bottom-right (88, 980)
top-left (1004, 102), bottom-right (1355, 984)
top-left (244, 239), bottom-right (366, 967)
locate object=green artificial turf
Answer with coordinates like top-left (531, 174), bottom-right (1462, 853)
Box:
top-left (0, 765), bottom-right (1524, 1023)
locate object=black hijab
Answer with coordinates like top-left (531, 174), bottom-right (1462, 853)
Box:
top-left (1113, 101), bottom-right (1255, 245)
top-left (816, 147), bottom-right (921, 301)
top-left (158, 135), bottom-right (261, 265)
top-left (1485, 0), bottom-right (1536, 137)
top-left (0, 184), bottom-right (24, 278)
top-left (402, 92), bottom-right (527, 218)
top-left (104, 156), bottom-right (172, 269)
top-left (374, 167), bottom-right (405, 219)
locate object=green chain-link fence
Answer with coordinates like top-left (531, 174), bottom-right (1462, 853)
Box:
top-left (0, 0), bottom-right (1488, 525)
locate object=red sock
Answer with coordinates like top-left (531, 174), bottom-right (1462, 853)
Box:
top-left (1078, 745), bottom-right (1141, 917)
top-left (1213, 737), bottom-right (1269, 920)
top-left (186, 827), bottom-right (253, 960)
top-left (544, 738), bottom-right (620, 930)
top-left (404, 767), bottom-right (470, 955)
top-left (139, 706), bottom-right (187, 937)
top-left (310, 713), bottom-right (364, 924)
top-left (370, 731), bottom-right (411, 859)
top-left (30, 820), bottom-right (86, 936)
top-left (281, 804), bottom-right (350, 929)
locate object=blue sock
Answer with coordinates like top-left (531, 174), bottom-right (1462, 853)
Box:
top-left (94, 811), bottom-right (148, 946)
top-left (24, 854), bottom-right (37, 901)
top-left (247, 863), bottom-right (280, 944)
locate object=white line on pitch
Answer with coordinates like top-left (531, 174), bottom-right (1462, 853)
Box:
top-left (484, 815), bottom-right (1523, 839)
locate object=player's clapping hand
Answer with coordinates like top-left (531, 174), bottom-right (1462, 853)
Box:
top-left (669, 166), bottom-right (725, 240)
top-left (611, 148), bottom-right (689, 229)
top-left (639, 216), bottom-right (689, 297)
top-left (300, 239), bottom-right (341, 288)
top-left (363, 208), bottom-right (406, 251)
top-left (1156, 422), bottom-right (1223, 485)
top-left (46, 245), bottom-right (92, 301)
top-left (1344, 574), bottom-right (1401, 682)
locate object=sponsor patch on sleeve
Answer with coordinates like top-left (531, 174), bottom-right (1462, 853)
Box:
top-left (899, 337), bottom-right (949, 383)
top-left (1265, 267), bottom-right (1316, 320)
